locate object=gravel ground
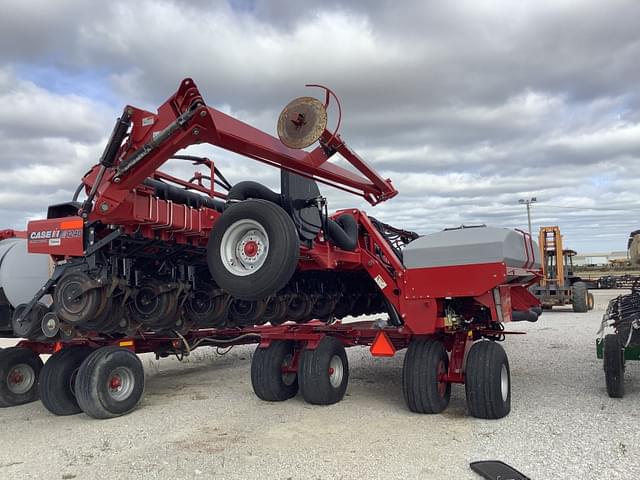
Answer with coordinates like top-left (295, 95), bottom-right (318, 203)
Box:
top-left (0, 289), bottom-right (638, 479)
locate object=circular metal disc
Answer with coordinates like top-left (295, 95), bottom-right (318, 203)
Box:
top-left (277, 96), bottom-right (328, 149)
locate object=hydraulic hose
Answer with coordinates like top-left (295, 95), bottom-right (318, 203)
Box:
top-left (326, 214), bottom-right (358, 251)
top-left (227, 181), bottom-right (282, 205)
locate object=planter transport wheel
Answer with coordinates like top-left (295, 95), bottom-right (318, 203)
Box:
top-left (402, 339), bottom-right (451, 414)
top-left (0, 347), bottom-right (43, 407)
top-left (465, 341), bottom-right (511, 419)
top-left (251, 341), bottom-right (299, 401)
top-left (39, 347), bottom-right (93, 415)
top-left (207, 199), bottom-right (299, 301)
top-left (299, 336), bottom-right (349, 405)
top-left (587, 292), bottom-right (595, 311)
top-left (604, 334), bottom-right (624, 398)
top-left (75, 347), bottom-right (145, 419)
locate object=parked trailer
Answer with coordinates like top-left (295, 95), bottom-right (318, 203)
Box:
top-left (3, 78), bottom-right (542, 419)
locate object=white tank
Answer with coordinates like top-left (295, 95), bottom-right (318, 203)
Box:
top-left (0, 238), bottom-right (51, 307)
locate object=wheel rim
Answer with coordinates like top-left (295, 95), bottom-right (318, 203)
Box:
top-left (6, 363), bottom-right (35, 395)
top-left (500, 364), bottom-right (509, 402)
top-left (281, 353), bottom-right (296, 386)
top-left (328, 355), bottom-right (344, 388)
top-left (220, 219), bottom-right (269, 276)
top-left (107, 367), bottom-right (135, 401)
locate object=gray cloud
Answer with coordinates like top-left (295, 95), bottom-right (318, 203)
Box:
top-left (0, 0), bottom-right (639, 252)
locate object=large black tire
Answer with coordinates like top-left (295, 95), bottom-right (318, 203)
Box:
top-left (207, 199), bottom-right (299, 301)
top-left (299, 336), bottom-right (349, 405)
top-left (0, 347), bottom-right (43, 407)
top-left (402, 339), bottom-right (451, 414)
top-left (604, 334), bottom-right (624, 398)
top-left (39, 347), bottom-right (93, 415)
top-left (251, 341), bottom-right (298, 401)
top-left (572, 282), bottom-right (589, 313)
top-left (75, 347), bottom-right (145, 419)
top-left (465, 341), bottom-right (511, 419)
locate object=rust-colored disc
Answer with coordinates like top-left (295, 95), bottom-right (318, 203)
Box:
top-left (277, 96), bottom-right (328, 149)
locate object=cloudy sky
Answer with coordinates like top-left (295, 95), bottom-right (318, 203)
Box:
top-left (1, 0), bottom-right (639, 252)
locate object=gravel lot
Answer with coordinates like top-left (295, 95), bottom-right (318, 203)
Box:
top-left (0, 289), bottom-right (638, 479)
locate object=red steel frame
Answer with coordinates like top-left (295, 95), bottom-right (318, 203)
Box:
top-left (22, 77), bottom-right (541, 388)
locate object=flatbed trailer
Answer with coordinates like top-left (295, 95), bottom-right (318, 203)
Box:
top-left (1, 314), bottom-right (525, 418)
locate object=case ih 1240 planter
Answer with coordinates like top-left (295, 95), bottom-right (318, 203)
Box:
top-left (1, 79), bottom-right (541, 419)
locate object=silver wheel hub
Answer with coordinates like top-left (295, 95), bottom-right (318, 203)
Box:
top-left (500, 364), bottom-right (509, 402)
top-left (220, 219), bottom-right (269, 276)
top-left (107, 366), bottom-right (135, 401)
top-left (7, 364), bottom-right (35, 395)
top-left (328, 355), bottom-right (344, 388)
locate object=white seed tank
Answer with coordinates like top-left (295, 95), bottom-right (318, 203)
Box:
top-left (0, 238), bottom-right (51, 307)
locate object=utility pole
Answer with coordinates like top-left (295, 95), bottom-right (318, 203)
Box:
top-left (519, 197), bottom-right (537, 235)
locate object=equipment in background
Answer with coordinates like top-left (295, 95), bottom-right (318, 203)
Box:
top-left (530, 226), bottom-right (594, 312)
top-left (597, 228), bottom-right (640, 398)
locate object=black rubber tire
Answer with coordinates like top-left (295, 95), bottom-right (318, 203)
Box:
top-left (207, 199), bottom-right (299, 301)
top-left (75, 347), bottom-right (145, 419)
top-left (251, 341), bottom-right (298, 401)
top-left (604, 334), bottom-right (624, 398)
top-left (587, 292), bottom-right (595, 311)
top-left (402, 339), bottom-right (451, 414)
top-left (465, 341), bottom-right (511, 419)
top-left (299, 336), bottom-right (349, 405)
top-left (572, 282), bottom-right (589, 313)
top-left (0, 347), bottom-right (43, 407)
top-left (39, 347), bottom-right (93, 415)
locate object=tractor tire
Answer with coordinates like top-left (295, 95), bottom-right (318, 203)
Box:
top-left (299, 336), bottom-right (349, 405)
top-left (587, 292), bottom-right (595, 311)
top-left (207, 199), bottom-right (299, 301)
top-left (604, 334), bottom-right (624, 398)
top-left (402, 339), bottom-right (451, 414)
top-left (39, 346), bottom-right (93, 415)
top-left (572, 282), bottom-right (589, 313)
top-left (465, 341), bottom-right (511, 419)
top-left (75, 347), bottom-right (145, 419)
top-left (0, 347), bottom-right (43, 407)
top-left (251, 341), bottom-right (298, 401)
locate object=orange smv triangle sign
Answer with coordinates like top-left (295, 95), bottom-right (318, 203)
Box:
top-left (370, 331), bottom-right (396, 357)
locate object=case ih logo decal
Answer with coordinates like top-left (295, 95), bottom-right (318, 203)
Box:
top-left (29, 229), bottom-right (82, 240)
top-left (29, 220), bottom-right (83, 246)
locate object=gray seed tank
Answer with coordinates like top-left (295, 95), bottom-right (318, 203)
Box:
top-left (403, 225), bottom-right (541, 270)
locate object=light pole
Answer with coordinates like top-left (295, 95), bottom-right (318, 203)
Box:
top-left (519, 197), bottom-right (537, 235)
